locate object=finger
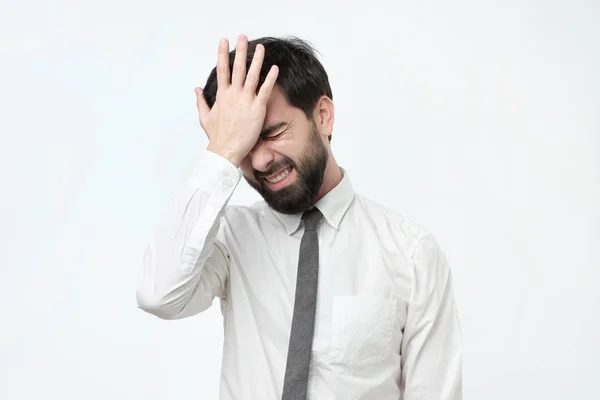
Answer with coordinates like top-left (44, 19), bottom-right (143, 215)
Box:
top-left (244, 44), bottom-right (264, 95)
top-left (195, 87), bottom-right (210, 123)
top-left (216, 38), bottom-right (230, 93)
top-left (256, 65), bottom-right (279, 104)
top-left (231, 34), bottom-right (248, 88)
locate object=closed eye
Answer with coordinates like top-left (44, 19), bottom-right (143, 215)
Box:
top-left (264, 130), bottom-right (285, 140)
top-left (260, 122), bottom-right (291, 141)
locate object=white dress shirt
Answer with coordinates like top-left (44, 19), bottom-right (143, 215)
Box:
top-left (137, 149), bottom-right (463, 400)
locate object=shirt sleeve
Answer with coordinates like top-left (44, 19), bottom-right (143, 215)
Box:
top-left (400, 234), bottom-right (463, 399)
top-left (136, 149), bottom-right (242, 320)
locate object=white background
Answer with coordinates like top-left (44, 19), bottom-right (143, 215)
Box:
top-left (1, 0), bottom-right (598, 398)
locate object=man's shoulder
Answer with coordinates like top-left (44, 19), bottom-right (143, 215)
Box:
top-left (353, 193), bottom-right (431, 249)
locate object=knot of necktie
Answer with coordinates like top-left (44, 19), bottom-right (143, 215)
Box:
top-left (302, 207), bottom-right (323, 231)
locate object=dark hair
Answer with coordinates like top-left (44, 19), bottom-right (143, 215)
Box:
top-left (202, 36), bottom-right (333, 142)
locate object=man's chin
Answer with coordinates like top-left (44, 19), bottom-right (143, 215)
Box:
top-left (262, 187), bottom-right (310, 215)
top-left (267, 201), bottom-right (309, 215)
top-left (261, 185), bottom-right (299, 204)
top-left (245, 171), bottom-right (317, 214)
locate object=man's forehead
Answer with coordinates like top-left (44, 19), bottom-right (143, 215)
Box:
top-left (264, 86), bottom-right (292, 126)
top-left (265, 85), bottom-right (288, 108)
top-left (263, 109), bottom-right (287, 127)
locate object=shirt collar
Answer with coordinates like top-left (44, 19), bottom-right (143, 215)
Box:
top-left (270, 167), bottom-right (355, 235)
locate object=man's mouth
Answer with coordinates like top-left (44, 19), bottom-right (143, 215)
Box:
top-left (264, 166), bottom-right (293, 184)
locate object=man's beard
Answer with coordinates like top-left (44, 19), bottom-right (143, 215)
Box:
top-left (244, 124), bottom-right (329, 215)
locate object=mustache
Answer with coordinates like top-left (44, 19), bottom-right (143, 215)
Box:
top-left (254, 160), bottom-right (294, 179)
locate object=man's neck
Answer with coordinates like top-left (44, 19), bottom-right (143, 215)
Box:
top-left (314, 157), bottom-right (343, 202)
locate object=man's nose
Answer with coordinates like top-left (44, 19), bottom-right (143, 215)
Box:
top-left (249, 141), bottom-right (275, 174)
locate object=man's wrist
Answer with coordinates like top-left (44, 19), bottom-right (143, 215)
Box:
top-left (206, 144), bottom-right (244, 168)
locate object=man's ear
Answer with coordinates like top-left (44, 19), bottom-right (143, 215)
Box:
top-left (314, 96), bottom-right (334, 138)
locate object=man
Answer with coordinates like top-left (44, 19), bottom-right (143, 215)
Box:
top-left (137, 34), bottom-right (463, 399)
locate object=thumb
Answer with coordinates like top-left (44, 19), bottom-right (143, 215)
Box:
top-left (195, 87), bottom-right (210, 122)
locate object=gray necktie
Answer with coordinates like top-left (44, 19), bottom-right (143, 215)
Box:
top-left (281, 207), bottom-right (323, 400)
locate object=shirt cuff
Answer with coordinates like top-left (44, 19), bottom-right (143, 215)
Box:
top-left (187, 149), bottom-right (242, 201)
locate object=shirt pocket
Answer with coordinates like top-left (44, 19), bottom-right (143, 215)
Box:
top-left (329, 295), bottom-right (397, 369)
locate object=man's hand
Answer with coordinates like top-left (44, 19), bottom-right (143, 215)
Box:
top-left (195, 34), bottom-right (279, 167)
